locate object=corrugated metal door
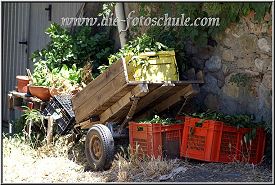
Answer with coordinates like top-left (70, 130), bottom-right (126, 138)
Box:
top-left (1, 2), bottom-right (30, 126)
top-left (2, 2), bottom-right (84, 125)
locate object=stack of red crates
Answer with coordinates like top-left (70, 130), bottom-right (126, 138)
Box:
top-left (129, 121), bottom-right (184, 159)
top-left (180, 116), bottom-right (266, 164)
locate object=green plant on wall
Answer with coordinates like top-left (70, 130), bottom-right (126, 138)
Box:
top-left (129, 2), bottom-right (271, 77)
top-left (229, 73), bottom-right (252, 87)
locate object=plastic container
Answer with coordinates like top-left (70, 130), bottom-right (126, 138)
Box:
top-left (129, 122), bottom-right (183, 159)
top-left (180, 116), bottom-right (266, 164)
top-left (129, 122), bottom-right (162, 158)
top-left (126, 50), bottom-right (179, 82)
top-left (42, 94), bottom-right (75, 134)
top-left (180, 116), bottom-right (224, 162)
top-left (161, 124), bottom-right (184, 158)
top-left (238, 128), bottom-right (266, 164)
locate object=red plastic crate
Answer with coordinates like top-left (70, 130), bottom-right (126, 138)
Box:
top-left (129, 122), bottom-right (162, 158)
top-left (180, 116), bottom-right (224, 162)
top-left (161, 124), bottom-right (184, 158)
top-left (238, 128), bottom-right (266, 164)
top-left (180, 116), bottom-right (266, 164)
top-left (129, 122), bottom-right (183, 158)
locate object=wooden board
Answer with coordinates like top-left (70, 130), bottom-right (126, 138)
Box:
top-left (74, 72), bottom-right (128, 123)
top-left (72, 59), bottom-right (125, 110)
top-left (74, 72), bottom-right (127, 123)
top-left (135, 83), bottom-right (175, 113)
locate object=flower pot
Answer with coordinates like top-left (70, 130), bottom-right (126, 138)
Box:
top-left (16, 75), bottom-right (29, 93)
top-left (28, 85), bottom-right (51, 101)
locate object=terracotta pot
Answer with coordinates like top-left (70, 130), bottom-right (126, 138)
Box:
top-left (28, 85), bottom-right (51, 101)
top-left (16, 75), bottom-right (29, 93)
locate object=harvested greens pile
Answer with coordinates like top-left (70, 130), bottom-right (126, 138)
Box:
top-left (184, 110), bottom-right (265, 129)
top-left (137, 115), bottom-right (182, 125)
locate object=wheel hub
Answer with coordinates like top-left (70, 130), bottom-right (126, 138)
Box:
top-left (91, 135), bottom-right (102, 160)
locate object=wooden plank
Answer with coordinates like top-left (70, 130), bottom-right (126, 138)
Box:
top-left (128, 80), bottom-right (204, 85)
top-left (74, 72), bottom-right (127, 123)
top-left (94, 85), bottom-right (135, 114)
top-left (7, 94), bottom-right (14, 109)
top-left (99, 83), bottom-right (149, 123)
top-left (72, 59), bottom-right (124, 110)
top-left (47, 116), bottom-right (54, 145)
top-left (184, 84), bottom-right (200, 98)
top-left (153, 84), bottom-right (199, 113)
top-left (135, 83), bottom-right (175, 113)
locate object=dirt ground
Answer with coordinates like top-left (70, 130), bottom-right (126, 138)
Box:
top-left (2, 134), bottom-right (273, 183)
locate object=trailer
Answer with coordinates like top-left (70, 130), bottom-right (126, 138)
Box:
top-left (71, 57), bottom-right (204, 171)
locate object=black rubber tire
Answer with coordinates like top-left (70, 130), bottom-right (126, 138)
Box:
top-left (85, 124), bottom-right (114, 171)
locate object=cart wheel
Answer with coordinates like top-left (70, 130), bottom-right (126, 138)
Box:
top-left (85, 124), bottom-right (114, 171)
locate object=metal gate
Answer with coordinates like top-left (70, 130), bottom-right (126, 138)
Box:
top-left (1, 2), bottom-right (84, 129)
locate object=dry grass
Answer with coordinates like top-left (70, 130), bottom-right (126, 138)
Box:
top-left (2, 133), bottom-right (179, 183)
top-left (109, 146), bottom-right (180, 182)
top-left (2, 134), bottom-right (107, 183)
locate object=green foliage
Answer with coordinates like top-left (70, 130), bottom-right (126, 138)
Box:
top-left (32, 60), bottom-right (51, 86)
top-left (229, 73), bottom-right (252, 87)
top-left (51, 64), bottom-right (82, 92)
top-left (31, 23), bottom-right (114, 86)
top-left (185, 110), bottom-right (265, 129)
top-left (22, 106), bottom-right (43, 124)
top-left (130, 2), bottom-right (271, 76)
top-left (98, 3), bottom-right (116, 17)
top-left (99, 34), bottom-right (171, 74)
top-left (21, 106), bottom-right (47, 147)
top-left (108, 34), bottom-right (170, 65)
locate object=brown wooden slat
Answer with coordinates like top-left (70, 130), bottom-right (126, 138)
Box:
top-left (135, 83), bottom-right (175, 113)
top-left (72, 60), bottom-right (124, 110)
top-left (92, 85), bottom-right (136, 115)
top-left (74, 72), bottom-right (127, 123)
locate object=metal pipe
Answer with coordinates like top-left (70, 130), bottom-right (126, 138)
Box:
top-left (114, 3), bottom-right (128, 47)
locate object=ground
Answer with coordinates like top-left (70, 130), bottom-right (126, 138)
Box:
top-left (2, 134), bottom-right (273, 183)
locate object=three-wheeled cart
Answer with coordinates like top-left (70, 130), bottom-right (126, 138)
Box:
top-left (70, 56), bottom-right (204, 171)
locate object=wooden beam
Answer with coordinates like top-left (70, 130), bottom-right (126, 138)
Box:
top-left (135, 83), bottom-right (175, 113)
top-left (7, 94), bottom-right (14, 109)
top-left (99, 83), bottom-right (149, 123)
top-left (152, 84), bottom-right (199, 113)
top-left (47, 116), bottom-right (54, 145)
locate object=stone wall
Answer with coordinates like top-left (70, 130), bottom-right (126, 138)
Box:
top-left (187, 11), bottom-right (272, 130)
